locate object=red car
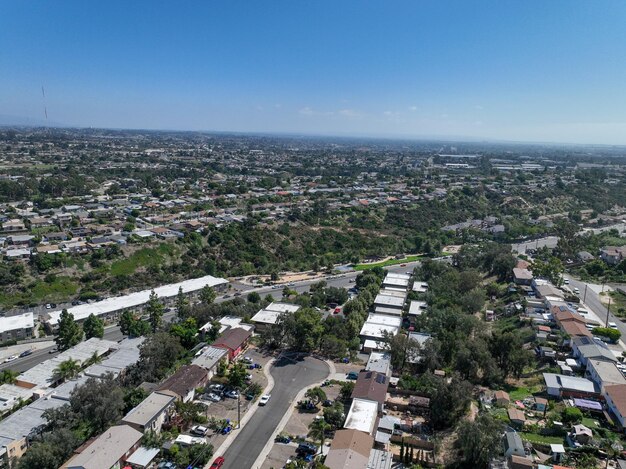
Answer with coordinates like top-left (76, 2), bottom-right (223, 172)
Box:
top-left (210, 456), bottom-right (225, 469)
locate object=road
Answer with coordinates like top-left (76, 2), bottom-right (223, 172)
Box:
top-left (569, 278), bottom-right (625, 336)
top-left (0, 261), bottom-right (422, 374)
top-left (511, 236), bottom-right (559, 254)
top-left (221, 354), bottom-right (329, 469)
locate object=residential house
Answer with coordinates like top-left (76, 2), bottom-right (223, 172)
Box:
top-left (571, 336), bottom-right (617, 366)
top-left (351, 371), bottom-right (388, 413)
top-left (62, 424), bottom-right (142, 469)
top-left (513, 268), bottom-right (533, 286)
top-left (585, 359), bottom-right (626, 393)
top-left (543, 373), bottom-right (598, 398)
top-left (603, 384), bottom-right (626, 430)
top-left (503, 431), bottom-right (525, 457)
top-left (494, 390), bottom-right (510, 407)
top-left (121, 392), bottom-right (176, 434)
top-left (508, 408), bottom-right (526, 427)
top-left (156, 365), bottom-right (208, 403)
top-left (212, 327), bottom-right (252, 360)
top-left (325, 428), bottom-right (374, 469)
top-left (600, 247), bottom-right (625, 265)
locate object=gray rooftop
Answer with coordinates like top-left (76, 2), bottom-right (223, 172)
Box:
top-left (122, 391), bottom-right (175, 427)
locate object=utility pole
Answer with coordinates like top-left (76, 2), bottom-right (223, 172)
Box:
top-left (583, 284), bottom-right (588, 303)
top-left (606, 297), bottom-right (612, 328)
top-left (237, 392), bottom-right (241, 429)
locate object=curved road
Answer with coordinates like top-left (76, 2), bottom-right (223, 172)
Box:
top-left (221, 354), bottom-right (329, 469)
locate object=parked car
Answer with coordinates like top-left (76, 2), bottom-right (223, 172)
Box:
top-left (208, 383), bottom-right (224, 392)
top-left (296, 442), bottom-right (318, 456)
top-left (207, 393), bottom-right (222, 402)
top-left (18, 350), bottom-right (33, 358)
top-left (259, 394), bottom-right (271, 405)
top-left (242, 356), bottom-right (253, 363)
top-left (609, 322), bottom-right (618, 330)
top-left (224, 390), bottom-right (239, 399)
top-left (3, 355), bottom-right (18, 363)
top-left (346, 371), bottom-right (359, 380)
top-left (209, 457), bottom-right (225, 469)
top-left (190, 425), bottom-right (208, 436)
top-left (157, 461), bottom-right (177, 469)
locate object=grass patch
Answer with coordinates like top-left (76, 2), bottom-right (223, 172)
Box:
top-left (110, 244), bottom-right (176, 276)
top-left (506, 384), bottom-right (542, 402)
top-left (354, 255), bottom-right (424, 271)
top-left (0, 276), bottom-right (78, 308)
top-left (520, 432), bottom-right (564, 445)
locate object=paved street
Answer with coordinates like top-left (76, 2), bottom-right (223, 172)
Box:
top-left (220, 354), bottom-right (329, 469)
top-left (570, 278), bottom-right (623, 335)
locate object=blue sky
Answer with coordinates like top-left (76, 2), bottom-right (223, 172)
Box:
top-left (2, 1), bottom-right (626, 144)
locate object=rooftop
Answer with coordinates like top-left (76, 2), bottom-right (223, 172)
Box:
top-left (122, 391), bottom-right (175, 427)
top-left (64, 424), bottom-right (142, 469)
top-left (344, 398), bottom-right (379, 435)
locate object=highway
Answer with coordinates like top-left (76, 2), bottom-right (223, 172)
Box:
top-left (569, 278), bottom-right (625, 336)
top-left (0, 261), bottom-right (422, 374)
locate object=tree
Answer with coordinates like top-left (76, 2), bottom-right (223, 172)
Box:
top-left (147, 290), bottom-right (164, 332)
top-left (54, 358), bottom-right (81, 382)
top-left (309, 418), bottom-right (331, 449)
top-left (247, 291), bottom-right (261, 303)
top-left (457, 413), bottom-right (503, 467)
top-left (119, 310), bottom-right (151, 337)
top-left (561, 407), bottom-right (583, 425)
top-left (170, 318), bottom-right (199, 349)
top-left (323, 401), bottom-right (346, 429)
top-left (16, 428), bottom-right (80, 469)
top-left (83, 313), bottom-right (104, 339)
top-left (69, 373), bottom-right (125, 434)
top-left (124, 332), bottom-right (185, 385)
top-left (382, 331), bottom-right (421, 373)
top-left (430, 375), bottom-right (473, 429)
top-left (228, 361), bottom-right (249, 389)
top-left (175, 286), bottom-right (189, 319)
top-left (199, 285), bottom-right (217, 305)
top-left (305, 387), bottom-right (327, 406)
top-left (55, 309), bottom-right (83, 351)
top-left (0, 369), bottom-right (18, 384)
top-left (593, 327), bottom-right (621, 343)
top-left (175, 400), bottom-right (207, 426)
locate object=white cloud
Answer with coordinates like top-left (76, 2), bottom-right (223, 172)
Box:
top-left (408, 106), bottom-right (417, 111)
top-left (299, 107), bottom-right (314, 115)
top-left (474, 105), bottom-right (484, 110)
top-left (338, 109), bottom-right (361, 118)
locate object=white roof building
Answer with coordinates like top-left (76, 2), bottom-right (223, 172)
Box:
top-left (344, 398), bottom-right (379, 435)
top-left (46, 275), bottom-right (228, 326)
top-left (412, 281), bottom-right (428, 293)
top-left (408, 301), bottom-right (428, 316)
top-left (373, 294), bottom-right (405, 310)
top-left (0, 313), bottom-right (34, 334)
top-left (251, 302), bottom-right (300, 326)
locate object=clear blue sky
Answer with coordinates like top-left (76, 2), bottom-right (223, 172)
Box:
top-left (2, 1), bottom-right (626, 144)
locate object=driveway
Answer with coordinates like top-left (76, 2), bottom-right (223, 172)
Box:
top-left (220, 354), bottom-right (329, 469)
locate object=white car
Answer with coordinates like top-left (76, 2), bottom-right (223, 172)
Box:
top-left (259, 394), bottom-right (271, 406)
top-left (207, 393), bottom-right (222, 402)
top-left (242, 356), bottom-right (253, 364)
top-left (190, 425), bottom-right (208, 436)
top-left (609, 322), bottom-right (618, 330)
top-left (3, 355), bottom-right (18, 363)
top-left (573, 287), bottom-right (580, 294)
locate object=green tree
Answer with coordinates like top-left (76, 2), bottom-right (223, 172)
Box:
top-left (83, 313), bottom-right (104, 339)
top-left (0, 369), bottom-right (18, 384)
top-left (457, 413), bottom-right (503, 467)
top-left (119, 310), bottom-right (135, 336)
top-left (305, 387), bottom-right (327, 406)
top-left (175, 400), bottom-right (207, 426)
top-left (147, 290), bottom-right (164, 332)
top-left (561, 407), bottom-right (583, 425)
top-left (247, 291), bottom-right (261, 303)
top-left (323, 401), bottom-right (346, 429)
top-left (69, 373), bottom-right (125, 434)
top-left (55, 309), bottom-right (83, 351)
top-left (308, 418), bottom-right (331, 449)
top-left (175, 286), bottom-right (189, 319)
top-left (228, 361), bottom-right (249, 389)
top-left (199, 285), bottom-right (217, 305)
top-left (16, 428), bottom-right (80, 469)
top-left (170, 318), bottom-right (199, 349)
top-left (54, 358), bottom-right (81, 381)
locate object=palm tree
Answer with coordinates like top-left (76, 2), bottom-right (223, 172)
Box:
top-left (0, 369), bottom-right (19, 385)
top-left (602, 438), bottom-right (622, 469)
top-left (308, 418), bottom-right (331, 451)
top-left (53, 358), bottom-right (81, 382)
top-left (84, 351), bottom-right (102, 367)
